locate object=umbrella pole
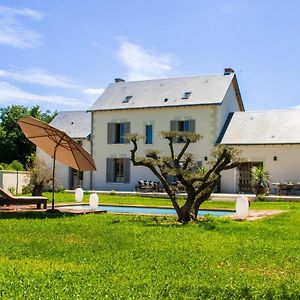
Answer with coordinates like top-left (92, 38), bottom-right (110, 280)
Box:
top-left (52, 150), bottom-right (57, 211)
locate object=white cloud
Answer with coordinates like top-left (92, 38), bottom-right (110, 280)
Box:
top-left (0, 81), bottom-right (86, 107)
top-left (0, 67), bottom-right (105, 98)
top-left (0, 6), bottom-right (43, 20)
top-left (117, 40), bottom-right (174, 81)
top-left (82, 88), bottom-right (105, 95)
top-left (0, 67), bottom-right (105, 106)
top-left (0, 6), bottom-right (43, 49)
top-left (0, 68), bottom-right (78, 89)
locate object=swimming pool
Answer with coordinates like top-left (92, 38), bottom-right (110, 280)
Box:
top-left (59, 204), bottom-right (234, 217)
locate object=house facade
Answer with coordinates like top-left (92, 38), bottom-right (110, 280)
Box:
top-left (37, 111), bottom-right (92, 190)
top-left (39, 69), bottom-right (300, 194)
top-left (89, 68), bottom-right (244, 191)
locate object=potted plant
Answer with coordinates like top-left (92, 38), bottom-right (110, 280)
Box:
top-left (251, 166), bottom-right (270, 197)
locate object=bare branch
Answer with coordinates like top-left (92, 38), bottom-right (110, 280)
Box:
top-left (176, 138), bottom-right (191, 163)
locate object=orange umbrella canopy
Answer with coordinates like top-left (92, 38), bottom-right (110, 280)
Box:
top-left (18, 116), bottom-right (96, 171)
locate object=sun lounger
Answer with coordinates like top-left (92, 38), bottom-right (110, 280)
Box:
top-left (0, 188), bottom-right (47, 209)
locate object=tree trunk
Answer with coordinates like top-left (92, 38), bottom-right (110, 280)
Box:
top-left (32, 182), bottom-right (44, 196)
top-left (177, 195), bottom-right (195, 223)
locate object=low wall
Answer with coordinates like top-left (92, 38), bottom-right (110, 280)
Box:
top-left (0, 170), bottom-right (30, 194)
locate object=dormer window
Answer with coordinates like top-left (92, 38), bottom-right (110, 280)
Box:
top-left (181, 92), bottom-right (192, 100)
top-left (122, 96), bottom-right (133, 103)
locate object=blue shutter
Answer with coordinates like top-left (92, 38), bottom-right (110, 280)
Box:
top-left (183, 120), bottom-right (190, 131)
top-left (146, 125), bottom-right (153, 144)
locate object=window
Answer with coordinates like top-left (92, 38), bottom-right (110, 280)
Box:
top-left (181, 92), bottom-right (192, 100)
top-left (122, 96), bottom-right (133, 103)
top-left (145, 125), bottom-right (153, 144)
top-left (107, 122), bottom-right (130, 144)
top-left (115, 123), bottom-right (125, 144)
top-left (114, 158), bottom-right (124, 182)
top-left (178, 120), bottom-right (190, 132)
top-left (170, 119), bottom-right (195, 143)
top-left (106, 158), bottom-right (130, 183)
top-left (178, 120), bottom-right (190, 143)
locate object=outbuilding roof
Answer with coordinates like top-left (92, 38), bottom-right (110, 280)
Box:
top-left (219, 109), bottom-right (300, 145)
top-left (90, 72), bottom-right (243, 111)
top-left (49, 111), bottom-right (91, 139)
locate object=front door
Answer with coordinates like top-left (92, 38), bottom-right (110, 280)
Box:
top-left (237, 162), bottom-right (262, 193)
top-left (70, 168), bottom-right (83, 189)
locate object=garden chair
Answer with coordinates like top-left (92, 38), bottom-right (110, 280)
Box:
top-left (0, 188), bottom-right (47, 209)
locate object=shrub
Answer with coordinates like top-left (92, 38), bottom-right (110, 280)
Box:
top-left (7, 186), bottom-right (15, 195)
top-left (22, 183), bottom-right (33, 195)
top-left (8, 160), bottom-right (24, 171)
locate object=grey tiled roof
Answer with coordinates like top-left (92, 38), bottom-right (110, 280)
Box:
top-left (219, 109), bottom-right (300, 145)
top-left (50, 111), bottom-right (91, 138)
top-left (90, 73), bottom-right (235, 111)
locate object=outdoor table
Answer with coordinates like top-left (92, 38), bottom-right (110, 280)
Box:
top-left (286, 183), bottom-right (294, 195)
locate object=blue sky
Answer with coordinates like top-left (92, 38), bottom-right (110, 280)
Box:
top-left (0, 0), bottom-right (300, 112)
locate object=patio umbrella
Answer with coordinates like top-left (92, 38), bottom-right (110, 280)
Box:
top-left (18, 116), bottom-right (96, 211)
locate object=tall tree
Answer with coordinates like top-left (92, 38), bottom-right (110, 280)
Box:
top-left (129, 131), bottom-right (242, 223)
top-left (0, 105), bottom-right (57, 165)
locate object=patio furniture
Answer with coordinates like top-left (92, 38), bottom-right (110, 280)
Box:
top-left (135, 180), bottom-right (161, 192)
top-left (292, 183), bottom-right (300, 195)
top-left (0, 188), bottom-right (47, 209)
top-left (278, 183), bottom-right (294, 195)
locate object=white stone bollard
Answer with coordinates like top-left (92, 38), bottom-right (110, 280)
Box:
top-left (89, 192), bottom-right (99, 209)
top-left (75, 187), bottom-right (84, 202)
top-left (235, 194), bottom-right (249, 219)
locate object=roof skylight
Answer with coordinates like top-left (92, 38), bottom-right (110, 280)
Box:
top-left (122, 95), bottom-right (133, 103)
top-left (182, 92), bottom-right (192, 100)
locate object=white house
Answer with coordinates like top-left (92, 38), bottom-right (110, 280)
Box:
top-left (37, 111), bottom-right (92, 190)
top-left (39, 69), bottom-right (300, 195)
top-left (219, 109), bottom-right (300, 194)
top-left (89, 68), bottom-right (244, 191)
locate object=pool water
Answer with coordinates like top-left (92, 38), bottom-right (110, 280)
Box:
top-left (59, 204), bottom-right (234, 217)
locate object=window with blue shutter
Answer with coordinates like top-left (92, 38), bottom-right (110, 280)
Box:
top-left (171, 119), bottom-right (196, 143)
top-left (145, 125), bottom-right (153, 144)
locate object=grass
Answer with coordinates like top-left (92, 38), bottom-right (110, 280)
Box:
top-left (0, 194), bottom-right (299, 299)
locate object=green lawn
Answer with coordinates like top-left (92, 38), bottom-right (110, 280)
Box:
top-left (0, 194), bottom-right (299, 299)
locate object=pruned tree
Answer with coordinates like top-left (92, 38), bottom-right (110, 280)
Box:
top-left (28, 156), bottom-right (53, 196)
top-left (129, 131), bottom-right (242, 223)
